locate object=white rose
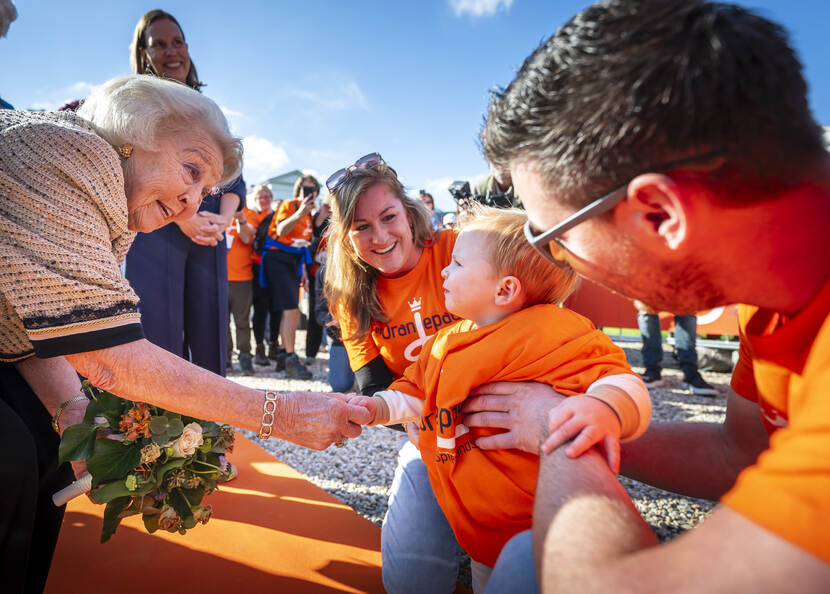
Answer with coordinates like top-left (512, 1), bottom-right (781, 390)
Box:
top-left (170, 423), bottom-right (204, 458)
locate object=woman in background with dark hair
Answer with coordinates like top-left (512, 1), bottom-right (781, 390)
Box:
top-left (125, 9), bottom-right (245, 375)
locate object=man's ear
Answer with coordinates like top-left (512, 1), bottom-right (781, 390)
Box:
top-left (494, 275), bottom-right (523, 307)
top-left (618, 173), bottom-right (689, 251)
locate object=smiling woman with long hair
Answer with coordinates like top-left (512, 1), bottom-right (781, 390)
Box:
top-left (324, 155), bottom-right (467, 593)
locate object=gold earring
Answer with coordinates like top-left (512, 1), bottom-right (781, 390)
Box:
top-left (117, 144), bottom-right (133, 160)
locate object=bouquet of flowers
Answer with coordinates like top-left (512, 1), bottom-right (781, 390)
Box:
top-left (57, 381), bottom-right (236, 543)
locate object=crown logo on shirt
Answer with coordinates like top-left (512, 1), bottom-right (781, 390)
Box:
top-left (408, 297), bottom-right (422, 312)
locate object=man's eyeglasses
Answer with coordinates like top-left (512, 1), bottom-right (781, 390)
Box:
top-left (326, 153), bottom-right (385, 192)
top-left (523, 151), bottom-right (725, 268)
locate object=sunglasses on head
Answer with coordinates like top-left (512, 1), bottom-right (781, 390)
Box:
top-left (326, 153), bottom-right (385, 192)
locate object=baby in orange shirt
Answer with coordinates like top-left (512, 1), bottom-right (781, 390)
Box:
top-left (349, 205), bottom-right (650, 585)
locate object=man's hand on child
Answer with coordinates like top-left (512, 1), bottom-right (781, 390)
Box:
top-left (345, 394), bottom-right (377, 425)
top-left (540, 395), bottom-right (622, 474)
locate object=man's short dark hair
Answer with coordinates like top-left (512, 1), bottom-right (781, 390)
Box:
top-left (481, 0), bottom-right (826, 206)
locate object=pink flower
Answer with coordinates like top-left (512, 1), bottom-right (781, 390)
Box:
top-left (193, 505), bottom-right (212, 525)
top-left (170, 423), bottom-right (204, 458)
top-left (158, 506), bottom-right (180, 531)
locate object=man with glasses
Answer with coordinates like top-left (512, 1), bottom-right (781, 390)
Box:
top-left (470, 0), bottom-right (830, 591)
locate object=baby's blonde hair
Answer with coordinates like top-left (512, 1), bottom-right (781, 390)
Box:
top-left (459, 204), bottom-right (579, 306)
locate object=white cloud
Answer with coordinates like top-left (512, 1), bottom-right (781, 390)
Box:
top-left (69, 81), bottom-right (100, 95)
top-left (288, 80), bottom-right (368, 112)
top-left (23, 81), bottom-right (101, 111)
top-left (450, 0), bottom-right (514, 18)
top-left (220, 105), bottom-right (248, 133)
top-left (242, 136), bottom-right (290, 184)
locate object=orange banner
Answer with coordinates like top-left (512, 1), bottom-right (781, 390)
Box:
top-left (564, 278), bottom-right (739, 336)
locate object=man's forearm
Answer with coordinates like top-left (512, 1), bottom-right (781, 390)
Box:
top-left (620, 391), bottom-right (767, 501)
top-left (533, 447), bottom-right (657, 593)
top-left (620, 422), bottom-right (737, 500)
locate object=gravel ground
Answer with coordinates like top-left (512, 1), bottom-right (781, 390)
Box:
top-left (228, 330), bottom-right (730, 583)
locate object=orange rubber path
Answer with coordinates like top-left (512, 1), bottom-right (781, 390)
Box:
top-left (46, 435), bottom-right (384, 593)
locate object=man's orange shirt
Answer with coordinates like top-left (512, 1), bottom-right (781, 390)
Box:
top-left (390, 304), bottom-right (634, 566)
top-left (723, 276), bottom-right (830, 563)
top-left (340, 230), bottom-right (458, 375)
top-left (268, 198), bottom-right (312, 246)
top-left (227, 207), bottom-right (256, 282)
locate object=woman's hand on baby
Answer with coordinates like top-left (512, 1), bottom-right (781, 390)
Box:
top-left (345, 394), bottom-right (377, 425)
top-left (540, 395), bottom-right (622, 474)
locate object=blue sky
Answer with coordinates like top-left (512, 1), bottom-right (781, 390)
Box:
top-left (4, 0), bottom-right (829, 211)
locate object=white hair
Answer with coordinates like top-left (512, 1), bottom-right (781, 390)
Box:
top-left (0, 0), bottom-right (17, 38)
top-left (77, 75), bottom-right (243, 186)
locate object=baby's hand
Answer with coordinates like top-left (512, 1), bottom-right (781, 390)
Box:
top-left (346, 394), bottom-right (377, 425)
top-left (540, 395), bottom-right (622, 474)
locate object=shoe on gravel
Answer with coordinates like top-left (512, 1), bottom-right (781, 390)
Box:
top-left (639, 369), bottom-right (664, 387)
top-left (254, 344), bottom-right (269, 366)
top-left (284, 353), bottom-right (312, 379)
top-left (682, 373), bottom-right (717, 397)
top-left (239, 353), bottom-right (254, 373)
top-left (274, 351), bottom-right (288, 372)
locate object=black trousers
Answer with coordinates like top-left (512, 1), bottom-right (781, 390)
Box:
top-left (305, 268), bottom-right (324, 358)
top-left (252, 263), bottom-right (281, 345)
top-left (0, 364), bottom-right (75, 593)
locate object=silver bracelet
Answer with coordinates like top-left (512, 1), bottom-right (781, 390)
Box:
top-left (51, 395), bottom-right (88, 434)
top-left (257, 390), bottom-right (279, 440)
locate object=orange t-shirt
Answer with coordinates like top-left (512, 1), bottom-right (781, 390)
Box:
top-left (268, 198), bottom-right (312, 246)
top-left (339, 230), bottom-right (458, 375)
top-left (227, 207), bottom-right (256, 282)
top-left (722, 276), bottom-right (830, 563)
top-left (389, 304), bottom-right (634, 566)
top-left (248, 207), bottom-right (272, 231)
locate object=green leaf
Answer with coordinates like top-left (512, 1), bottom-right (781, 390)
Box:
top-left (101, 497), bottom-right (130, 543)
top-left (181, 485), bottom-right (206, 508)
top-left (57, 423), bottom-right (96, 465)
top-left (149, 416), bottom-right (170, 435)
top-left (154, 457), bottom-right (187, 486)
top-left (168, 488), bottom-right (194, 522)
top-left (151, 431), bottom-right (171, 445)
top-left (88, 390), bottom-right (127, 429)
top-left (166, 418), bottom-right (185, 437)
top-left (181, 515), bottom-right (196, 530)
top-left (90, 478), bottom-right (153, 504)
top-left (87, 439), bottom-right (142, 488)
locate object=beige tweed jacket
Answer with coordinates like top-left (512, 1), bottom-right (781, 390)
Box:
top-left (0, 109), bottom-right (141, 362)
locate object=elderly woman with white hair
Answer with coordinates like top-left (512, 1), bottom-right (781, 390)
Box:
top-left (0, 74), bottom-right (368, 593)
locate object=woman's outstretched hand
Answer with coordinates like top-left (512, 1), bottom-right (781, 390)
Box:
top-left (272, 391), bottom-right (371, 450)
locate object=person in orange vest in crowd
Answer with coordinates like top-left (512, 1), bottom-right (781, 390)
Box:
top-left (248, 185), bottom-right (281, 366)
top-left (349, 206), bottom-right (650, 592)
top-left (261, 175), bottom-right (318, 379)
top-left (466, 0), bottom-right (830, 591)
top-left (226, 207), bottom-right (256, 372)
